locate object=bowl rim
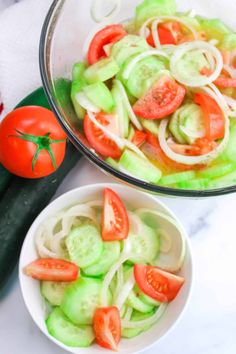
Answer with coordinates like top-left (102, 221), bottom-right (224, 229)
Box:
top-left (38, 0), bottom-right (236, 198)
top-left (19, 182), bottom-right (194, 354)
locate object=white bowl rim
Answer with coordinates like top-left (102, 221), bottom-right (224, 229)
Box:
top-left (19, 182), bottom-right (194, 354)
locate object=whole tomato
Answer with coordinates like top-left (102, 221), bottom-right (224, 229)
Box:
top-left (0, 106), bottom-right (67, 178)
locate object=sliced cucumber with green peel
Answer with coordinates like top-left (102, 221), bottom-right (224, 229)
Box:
top-left (122, 57), bottom-right (166, 99)
top-left (61, 277), bottom-right (109, 325)
top-left (83, 82), bottom-right (114, 113)
top-left (199, 163), bottom-right (236, 179)
top-left (122, 310), bottom-right (155, 338)
top-left (119, 149), bottom-right (162, 183)
top-left (72, 62), bottom-right (87, 81)
top-left (140, 118), bottom-right (159, 135)
top-left (71, 80), bottom-right (87, 119)
top-left (106, 157), bottom-right (120, 169)
top-left (198, 17), bottom-right (230, 41)
top-left (112, 83), bottom-right (129, 138)
top-left (208, 170), bottom-right (236, 189)
top-left (41, 281), bottom-right (68, 306)
top-left (221, 32), bottom-right (236, 51)
top-left (169, 108), bottom-right (186, 144)
top-left (84, 57), bottom-right (119, 83)
top-left (159, 171), bottom-right (196, 186)
top-left (128, 223), bottom-right (160, 264)
top-left (46, 307), bottom-right (94, 347)
top-left (179, 104), bottom-right (205, 144)
top-left (219, 123), bottom-right (236, 163)
top-left (111, 35), bottom-right (149, 66)
top-left (135, 0), bottom-right (177, 29)
top-left (83, 241), bottom-right (120, 276)
top-left (139, 293), bottom-right (161, 307)
top-left (66, 225), bottom-right (103, 268)
top-left (177, 178), bottom-right (209, 190)
top-left (127, 289), bottom-right (154, 313)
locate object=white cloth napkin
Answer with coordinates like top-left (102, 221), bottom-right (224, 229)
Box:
top-left (0, 0), bottom-right (53, 120)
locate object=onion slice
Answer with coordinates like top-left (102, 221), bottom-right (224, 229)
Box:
top-left (121, 304), bottom-right (167, 328)
top-left (170, 41), bottom-right (223, 87)
top-left (91, 0), bottom-right (121, 23)
top-left (76, 92), bottom-right (100, 113)
top-left (180, 125), bottom-right (205, 139)
top-left (115, 273), bottom-right (135, 309)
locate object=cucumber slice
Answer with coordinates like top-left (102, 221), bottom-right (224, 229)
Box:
top-left (71, 80), bottom-right (87, 120)
top-left (221, 32), bottom-right (236, 51)
top-left (46, 307), bottom-right (94, 347)
top-left (122, 310), bottom-right (155, 339)
top-left (139, 293), bottom-right (161, 307)
top-left (111, 35), bottom-right (149, 66)
top-left (124, 57), bottom-right (166, 99)
top-left (72, 62), bottom-right (87, 81)
top-left (61, 277), bottom-right (110, 325)
top-left (83, 82), bottom-right (114, 113)
top-left (208, 170), bottom-right (236, 189)
top-left (41, 281), bottom-right (68, 306)
top-left (198, 17), bottom-right (230, 41)
top-left (83, 241), bottom-right (120, 276)
top-left (169, 108), bottom-right (186, 144)
top-left (127, 289), bottom-right (154, 313)
top-left (84, 57), bottom-right (119, 84)
top-left (135, 0), bottom-right (176, 29)
top-left (66, 225), bottom-right (103, 268)
top-left (140, 118), bottom-right (159, 135)
top-left (106, 157), bottom-right (120, 169)
top-left (199, 163), bottom-right (235, 179)
top-left (119, 149), bottom-right (162, 183)
top-left (177, 178), bottom-right (209, 190)
top-left (128, 223), bottom-right (160, 264)
top-left (159, 171), bottom-right (196, 186)
top-left (179, 104), bottom-right (205, 145)
top-left (112, 83), bottom-right (129, 138)
top-left (219, 123), bottom-right (236, 163)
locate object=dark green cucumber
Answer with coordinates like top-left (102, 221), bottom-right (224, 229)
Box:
top-left (0, 88), bottom-right (81, 291)
top-left (0, 164), bottom-right (13, 199)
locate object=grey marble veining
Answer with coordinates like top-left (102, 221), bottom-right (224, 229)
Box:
top-left (0, 0), bottom-right (20, 11)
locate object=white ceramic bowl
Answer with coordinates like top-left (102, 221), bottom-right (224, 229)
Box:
top-left (19, 183), bottom-right (193, 354)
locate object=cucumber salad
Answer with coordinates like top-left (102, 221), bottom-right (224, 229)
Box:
top-left (70, 0), bottom-right (236, 191)
top-left (23, 188), bottom-right (186, 351)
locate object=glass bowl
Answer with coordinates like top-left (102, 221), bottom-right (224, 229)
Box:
top-left (39, 0), bottom-right (236, 197)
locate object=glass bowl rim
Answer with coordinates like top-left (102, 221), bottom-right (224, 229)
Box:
top-left (39, 0), bottom-right (236, 198)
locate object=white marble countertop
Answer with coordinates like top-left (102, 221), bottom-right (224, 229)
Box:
top-left (0, 1), bottom-right (236, 354)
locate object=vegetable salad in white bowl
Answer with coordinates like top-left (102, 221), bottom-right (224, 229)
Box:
top-left (19, 183), bottom-right (193, 354)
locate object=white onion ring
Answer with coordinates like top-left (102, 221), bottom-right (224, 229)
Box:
top-left (115, 273), bottom-right (135, 309)
top-left (91, 0), bottom-right (121, 23)
top-left (180, 125), bottom-right (205, 139)
top-left (223, 64), bottom-right (236, 79)
top-left (151, 19), bottom-right (161, 48)
top-left (224, 95), bottom-right (236, 117)
top-left (170, 41), bottom-right (223, 87)
top-left (114, 80), bottom-right (143, 130)
top-left (76, 92), bottom-right (100, 113)
top-left (123, 307), bottom-right (133, 321)
top-left (122, 50), bottom-right (169, 80)
top-left (121, 304), bottom-right (167, 328)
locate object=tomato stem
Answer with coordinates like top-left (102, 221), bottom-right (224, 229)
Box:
top-left (12, 129), bottom-right (67, 171)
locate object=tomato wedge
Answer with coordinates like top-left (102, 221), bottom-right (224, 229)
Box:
top-left (194, 93), bottom-right (225, 141)
top-left (84, 113), bottom-right (121, 158)
top-left (132, 130), bottom-right (147, 147)
top-left (142, 133), bottom-right (195, 172)
top-left (214, 77), bottom-right (236, 88)
top-left (93, 307), bottom-right (121, 351)
top-left (102, 188), bottom-right (129, 241)
top-left (24, 258), bottom-right (79, 282)
top-left (169, 138), bottom-right (216, 156)
top-left (134, 264), bottom-right (185, 303)
top-left (88, 25), bottom-right (127, 65)
top-left (133, 76), bottom-right (186, 119)
top-left (147, 24), bottom-right (176, 46)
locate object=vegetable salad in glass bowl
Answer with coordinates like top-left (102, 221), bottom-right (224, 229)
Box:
top-left (19, 184), bottom-right (193, 354)
top-left (40, 0), bottom-right (236, 196)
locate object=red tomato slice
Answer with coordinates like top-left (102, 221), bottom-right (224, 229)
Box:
top-left (133, 76), bottom-right (186, 120)
top-left (214, 77), bottom-right (236, 88)
top-left (24, 258), bottom-right (79, 282)
top-left (147, 24), bottom-right (177, 46)
top-left (102, 188), bottom-right (129, 241)
top-left (134, 264), bottom-right (185, 303)
top-left (132, 130), bottom-right (147, 147)
top-left (88, 25), bottom-right (127, 65)
top-left (194, 93), bottom-right (225, 140)
top-left (84, 113), bottom-right (121, 158)
top-left (142, 132), bottom-right (196, 172)
top-left (93, 307), bottom-right (121, 351)
top-left (168, 139), bottom-right (216, 156)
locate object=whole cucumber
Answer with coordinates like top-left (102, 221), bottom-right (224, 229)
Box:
top-left (0, 142), bottom-right (81, 290)
top-left (0, 164), bottom-right (13, 199)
